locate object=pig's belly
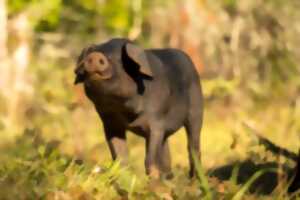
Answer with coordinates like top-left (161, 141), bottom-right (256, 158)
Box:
top-left (128, 127), bottom-right (148, 137)
top-left (127, 122), bottom-right (183, 138)
top-left (163, 100), bottom-right (189, 135)
top-left (126, 104), bottom-right (188, 137)
top-left (122, 113), bottom-right (150, 138)
top-left (164, 110), bottom-right (187, 135)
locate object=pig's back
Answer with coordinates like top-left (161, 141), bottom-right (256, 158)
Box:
top-left (147, 48), bottom-right (200, 132)
top-left (148, 48), bottom-right (200, 91)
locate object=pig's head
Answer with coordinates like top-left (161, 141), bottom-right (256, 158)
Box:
top-left (74, 39), bottom-right (153, 92)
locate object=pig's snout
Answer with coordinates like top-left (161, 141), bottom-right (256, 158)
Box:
top-left (74, 52), bottom-right (112, 85)
top-left (84, 52), bottom-right (109, 73)
top-left (83, 52), bottom-right (112, 80)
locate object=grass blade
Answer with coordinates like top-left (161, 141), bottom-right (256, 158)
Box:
top-left (192, 151), bottom-right (212, 200)
top-left (232, 168), bottom-right (276, 200)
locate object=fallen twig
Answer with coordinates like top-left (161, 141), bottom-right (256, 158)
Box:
top-left (242, 121), bottom-right (298, 162)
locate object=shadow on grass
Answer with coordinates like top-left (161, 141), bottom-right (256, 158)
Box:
top-left (209, 159), bottom-right (293, 195)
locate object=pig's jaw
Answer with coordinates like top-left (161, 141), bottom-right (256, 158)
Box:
top-left (84, 73), bottom-right (103, 85)
top-left (83, 72), bottom-right (138, 101)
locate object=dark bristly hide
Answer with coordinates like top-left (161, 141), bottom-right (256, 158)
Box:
top-left (74, 38), bottom-right (203, 178)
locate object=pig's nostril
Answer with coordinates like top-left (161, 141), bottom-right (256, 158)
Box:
top-left (99, 59), bottom-right (105, 65)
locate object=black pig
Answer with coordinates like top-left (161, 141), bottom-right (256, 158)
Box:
top-left (74, 38), bottom-right (203, 178)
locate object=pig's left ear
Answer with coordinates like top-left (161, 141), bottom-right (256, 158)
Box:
top-left (124, 43), bottom-right (153, 77)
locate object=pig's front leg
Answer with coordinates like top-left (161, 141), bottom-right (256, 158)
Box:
top-left (100, 113), bottom-right (128, 165)
top-left (158, 139), bottom-right (172, 178)
top-left (104, 128), bottom-right (128, 165)
top-left (145, 124), bottom-right (164, 178)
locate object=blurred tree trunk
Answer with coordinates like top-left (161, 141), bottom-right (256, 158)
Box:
top-left (0, 1), bottom-right (31, 129)
top-left (0, 0), bottom-right (9, 98)
top-left (8, 13), bottom-right (31, 127)
top-left (128, 0), bottom-right (142, 40)
top-left (169, 1), bottom-right (204, 74)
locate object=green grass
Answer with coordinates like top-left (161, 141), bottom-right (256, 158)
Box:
top-left (1, 78), bottom-right (300, 199)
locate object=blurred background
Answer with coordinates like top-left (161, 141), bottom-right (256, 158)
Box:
top-left (1, 0), bottom-right (300, 199)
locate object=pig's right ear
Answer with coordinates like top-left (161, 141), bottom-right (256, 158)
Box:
top-left (124, 43), bottom-right (153, 77)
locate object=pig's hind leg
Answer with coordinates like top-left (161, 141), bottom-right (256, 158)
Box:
top-left (184, 83), bottom-right (203, 177)
top-left (144, 123), bottom-right (167, 178)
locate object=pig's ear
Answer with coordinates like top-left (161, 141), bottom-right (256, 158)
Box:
top-left (124, 43), bottom-right (153, 77)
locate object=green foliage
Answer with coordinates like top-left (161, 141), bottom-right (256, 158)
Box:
top-left (0, 132), bottom-right (284, 200)
top-left (98, 0), bottom-right (130, 34)
top-left (7, 0), bottom-right (35, 14)
top-left (8, 0), bottom-right (62, 31)
top-left (0, 132), bottom-right (144, 199)
top-left (32, 0), bottom-right (62, 31)
top-left (1, 97), bottom-right (300, 198)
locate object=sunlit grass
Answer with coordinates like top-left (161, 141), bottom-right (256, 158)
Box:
top-left (1, 78), bottom-right (300, 199)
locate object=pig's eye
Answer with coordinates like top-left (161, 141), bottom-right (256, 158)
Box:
top-left (99, 58), bottom-right (105, 65)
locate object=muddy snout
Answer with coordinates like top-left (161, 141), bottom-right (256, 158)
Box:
top-left (74, 52), bottom-right (112, 84)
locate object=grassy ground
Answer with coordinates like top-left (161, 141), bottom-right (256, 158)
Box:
top-left (0, 77), bottom-right (300, 200)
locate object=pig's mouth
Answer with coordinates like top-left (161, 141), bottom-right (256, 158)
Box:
top-left (75, 68), bottom-right (111, 84)
top-left (94, 67), bottom-right (112, 80)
